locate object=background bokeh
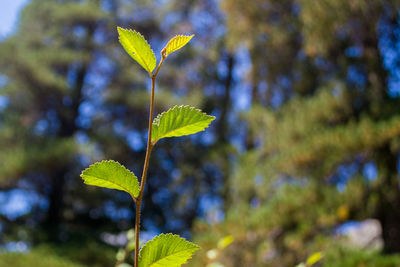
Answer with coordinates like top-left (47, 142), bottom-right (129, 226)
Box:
top-left (1, 0), bottom-right (400, 266)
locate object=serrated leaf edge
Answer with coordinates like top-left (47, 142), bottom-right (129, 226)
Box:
top-left (117, 27), bottom-right (156, 74)
top-left (152, 105), bottom-right (216, 144)
top-left (164, 34), bottom-right (194, 56)
top-left (139, 233), bottom-right (200, 267)
top-left (80, 159), bottom-right (139, 198)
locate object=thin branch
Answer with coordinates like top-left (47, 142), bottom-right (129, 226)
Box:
top-left (134, 52), bottom-right (167, 267)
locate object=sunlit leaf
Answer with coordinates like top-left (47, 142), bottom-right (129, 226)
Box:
top-left (306, 252), bottom-right (324, 266)
top-left (117, 27), bottom-right (156, 74)
top-left (164, 35), bottom-right (194, 56)
top-left (81, 160), bottom-right (139, 198)
top-left (139, 233), bottom-right (200, 267)
top-left (217, 235), bottom-right (234, 249)
top-left (151, 105), bottom-right (215, 144)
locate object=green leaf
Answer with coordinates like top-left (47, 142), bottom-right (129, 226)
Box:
top-left (151, 105), bottom-right (215, 144)
top-left (117, 27), bottom-right (156, 74)
top-left (139, 233), bottom-right (200, 267)
top-left (164, 35), bottom-right (194, 56)
top-left (81, 160), bottom-right (139, 198)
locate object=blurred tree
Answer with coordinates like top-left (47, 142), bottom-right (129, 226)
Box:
top-left (191, 0), bottom-right (400, 266)
top-left (0, 0), bottom-right (176, 254)
top-left (129, 0), bottom-right (238, 229)
top-left (3, 0), bottom-right (400, 266)
top-left (0, 0), bottom-right (234, 256)
top-left (0, 249), bottom-right (85, 267)
top-left (0, 0), bottom-right (109, 239)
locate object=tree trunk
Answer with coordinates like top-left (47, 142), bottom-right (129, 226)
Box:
top-left (45, 23), bottom-right (95, 235)
top-left (375, 144), bottom-right (400, 253)
top-left (218, 52), bottom-right (234, 212)
top-left (45, 168), bottom-right (67, 240)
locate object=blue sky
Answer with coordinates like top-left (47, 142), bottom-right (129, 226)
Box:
top-left (0, 0), bottom-right (29, 38)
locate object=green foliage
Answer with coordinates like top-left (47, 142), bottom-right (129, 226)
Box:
top-left (81, 27), bottom-right (207, 267)
top-left (208, 0), bottom-right (400, 264)
top-left (151, 105), bottom-right (215, 144)
top-left (139, 233), bottom-right (200, 267)
top-left (1, 1), bottom-right (210, 267)
top-left (191, 181), bottom-right (350, 267)
top-left (81, 160), bottom-right (139, 198)
top-left (117, 27), bottom-right (157, 74)
top-left (0, 250), bottom-right (84, 267)
top-left (9, 0), bottom-right (400, 266)
top-left (33, 241), bottom-right (116, 267)
top-left (322, 246), bottom-right (400, 267)
top-left (164, 35), bottom-right (194, 56)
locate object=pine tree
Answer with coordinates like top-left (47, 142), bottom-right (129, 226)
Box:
top-left (0, 0), bottom-right (163, 244)
top-left (192, 0), bottom-right (400, 266)
top-left (0, 0), bottom-right (231, 248)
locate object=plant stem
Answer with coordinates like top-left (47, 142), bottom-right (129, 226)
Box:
top-left (134, 52), bottom-right (166, 267)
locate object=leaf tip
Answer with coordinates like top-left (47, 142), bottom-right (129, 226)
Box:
top-left (117, 26), bottom-right (127, 35)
